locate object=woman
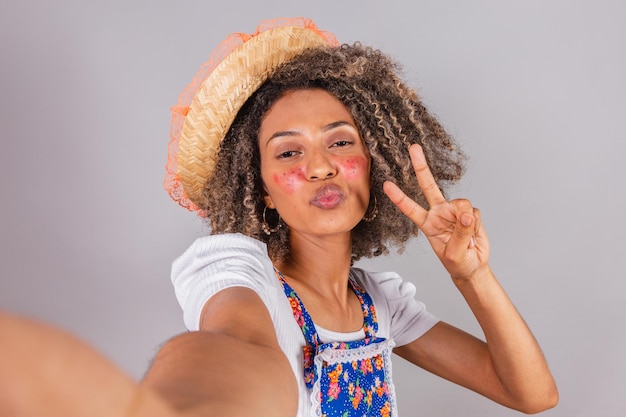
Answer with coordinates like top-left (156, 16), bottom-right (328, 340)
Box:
top-left (0, 18), bottom-right (557, 417)
top-left (151, 17), bottom-right (557, 416)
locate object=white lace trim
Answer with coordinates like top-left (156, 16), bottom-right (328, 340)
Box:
top-left (308, 338), bottom-right (398, 417)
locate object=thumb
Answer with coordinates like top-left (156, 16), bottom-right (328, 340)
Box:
top-left (444, 201), bottom-right (476, 259)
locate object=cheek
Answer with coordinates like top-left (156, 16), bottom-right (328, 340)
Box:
top-left (341, 156), bottom-right (370, 180)
top-left (272, 168), bottom-right (306, 194)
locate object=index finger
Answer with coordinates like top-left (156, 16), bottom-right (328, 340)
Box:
top-left (409, 144), bottom-right (446, 206)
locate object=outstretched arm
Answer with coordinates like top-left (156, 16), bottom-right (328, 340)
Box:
top-left (384, 144), bottom-right (558, 414)
top-left (0, 287), bottom-right (297, 417)
top-left (142, 287), bottom-right (298, 417)
top-left (0, 311), bottom-right (177, 417)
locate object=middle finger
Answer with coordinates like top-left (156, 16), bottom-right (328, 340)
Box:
top-left (410, 144), bottom-right (447, 207)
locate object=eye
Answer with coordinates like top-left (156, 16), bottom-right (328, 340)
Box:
top-left (278, 150), bottom-right (298, 159)
top-left (332, 140), bottom-right (352, 148)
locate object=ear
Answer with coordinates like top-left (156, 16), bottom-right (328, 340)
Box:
top-left (261, 179), bottom-right (275, 208)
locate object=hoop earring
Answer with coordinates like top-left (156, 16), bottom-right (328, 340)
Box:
top-left (261, 206), bottom-right (281, 235)
top-left (363, 194), bottom-right (378, 223)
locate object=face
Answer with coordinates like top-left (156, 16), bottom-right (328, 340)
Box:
top-left (258, 88), bottom-right (371, 238)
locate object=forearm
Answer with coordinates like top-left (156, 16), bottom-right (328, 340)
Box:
top-left (142, 330), bottom-right (298, 417)
top-left (0, 312), bottom-right (176, 417)
top-left (454, 267), bottom-right (558, 412)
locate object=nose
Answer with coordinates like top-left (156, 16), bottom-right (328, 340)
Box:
top-left (306, 150), bottom-right (337, 180)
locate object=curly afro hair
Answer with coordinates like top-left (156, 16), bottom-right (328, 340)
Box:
top-left (199, 43), bottom-right (466, 263)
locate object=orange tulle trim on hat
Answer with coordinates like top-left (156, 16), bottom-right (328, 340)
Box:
top-left (164, 17), bottom-right (339, 215)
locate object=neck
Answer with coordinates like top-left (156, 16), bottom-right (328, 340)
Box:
top-left (277, 231), bottom-right (353, 299)
top-left (277, 230), bottom-right (365, 333)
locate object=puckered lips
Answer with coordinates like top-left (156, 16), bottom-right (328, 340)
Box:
top-left (311, 184), bottom-right (345, 209)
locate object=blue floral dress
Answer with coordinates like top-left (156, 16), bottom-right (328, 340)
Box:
top-left (276, 270), bottom-right (398, 417)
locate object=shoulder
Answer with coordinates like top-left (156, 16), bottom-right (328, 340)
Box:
top-left (350, 267), bottom-right (438, 344)
top-left (174, 233), bottom-right (270, 267)
top-left (348, 267), bottom-right (418, 321)
top-left (173, 233), bottom-right (273, 281)
top-left (349, 267), bottom-right (417, 301)
top-left (171, 233), bottom-right (280, 330)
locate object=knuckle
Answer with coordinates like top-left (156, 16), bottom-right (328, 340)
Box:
top-left (443, 249), bottom-right (458, 263)
top-left (422, 181), bottom-right (438, 194)
top-left (454, 198), bottom-right (472, 209)
top-left (455, 228), bottom-right (468, 240)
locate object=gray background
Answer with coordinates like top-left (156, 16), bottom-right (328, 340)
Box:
top-left (1, 0), bottom-right (624, 415)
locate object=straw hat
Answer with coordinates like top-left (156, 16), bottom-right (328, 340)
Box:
top-left (164, 18), bottom-right (339, 213)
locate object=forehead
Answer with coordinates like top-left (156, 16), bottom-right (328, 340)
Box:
top-left (259, 88), bottom-right (356, 135)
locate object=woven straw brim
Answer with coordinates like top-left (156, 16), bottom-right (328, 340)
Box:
top-left (177, 26), bottom-right (330, 207)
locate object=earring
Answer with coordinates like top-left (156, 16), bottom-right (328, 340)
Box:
top-left (261, 206), bottom-right (281, 235)
top-left (363, 195), bottom-right (378, 223)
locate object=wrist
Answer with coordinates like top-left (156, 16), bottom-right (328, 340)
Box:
top-left (451, 264), bottom-right (494, 289)
top-left (450, 265), bottom-right (512, 319)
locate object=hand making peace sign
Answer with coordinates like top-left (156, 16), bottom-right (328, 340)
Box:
top-left (383, 144), bottom-right (491, 281)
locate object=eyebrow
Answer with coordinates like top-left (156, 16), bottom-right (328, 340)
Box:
top-left (322, 120), bottom-right (354, 132)
top-left (265, 121), bottom-right (356, 143)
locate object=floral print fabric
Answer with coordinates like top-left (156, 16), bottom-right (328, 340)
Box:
top-left (276, 270), bottom-right (398, 417)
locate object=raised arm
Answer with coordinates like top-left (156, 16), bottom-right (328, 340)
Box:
top-left (383, 144), bottom-right (558, 414)
top-left (142, 287), bottom-right (298, 417)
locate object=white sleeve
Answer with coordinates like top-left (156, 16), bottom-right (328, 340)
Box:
top-left (359, 269), bottom-right (439, 346)
top-left (171, 233), bottom-right (277, 331)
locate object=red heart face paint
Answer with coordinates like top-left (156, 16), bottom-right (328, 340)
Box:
top-left (272, 167), bottom-right (306, 195)
top-left (341, 156), bottom-right (369, 180)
